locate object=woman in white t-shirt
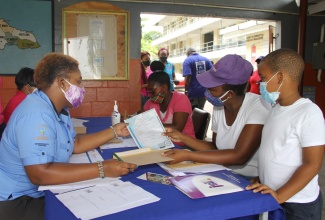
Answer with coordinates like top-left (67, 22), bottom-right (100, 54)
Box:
top-left (163, 54), bottom-right (269, 177)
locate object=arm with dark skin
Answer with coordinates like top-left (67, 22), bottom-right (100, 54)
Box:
top-left (163, 124), bottom-right (263, 165)
top-left (163, 112), bottom-right (189, 133)
top-left (24, 123), bottom-right (137, 185)
top-left (184, 76), bottom-right (191, 96)
top-left (246, 145), bottom-right (324, 204)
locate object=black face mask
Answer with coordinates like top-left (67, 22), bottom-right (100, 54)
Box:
top-left (159, 57), bottom-right (167, 62)
top-left (142, 60), bottom-right (151, 67)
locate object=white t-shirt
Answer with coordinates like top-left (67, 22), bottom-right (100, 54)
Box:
top-left (211, 92), bottom-right (269, 177)
top-left (259, 98), bottom-right (325, 203)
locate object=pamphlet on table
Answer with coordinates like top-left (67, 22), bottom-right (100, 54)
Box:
top-left (169, 170), bottom-right (250, 199)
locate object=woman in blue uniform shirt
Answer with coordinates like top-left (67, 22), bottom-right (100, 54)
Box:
top-left (0, 53), bottom-right (137, 220)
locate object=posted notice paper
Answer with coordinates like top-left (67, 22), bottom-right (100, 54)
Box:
top-left (124, 109), bottom-right (174, 150)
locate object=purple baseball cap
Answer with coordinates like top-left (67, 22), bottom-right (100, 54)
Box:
top-left (197, 54), bottom-right (253, 88)
top-left (255, 56), bottom-right (265, 62)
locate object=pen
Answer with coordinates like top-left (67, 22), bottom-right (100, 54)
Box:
top-left (113, 153), bottom-right (123, 162)
top-left (113, 153), bottom-right (135, 172)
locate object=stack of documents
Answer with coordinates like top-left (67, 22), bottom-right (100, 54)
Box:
top-left (71, 118), bottom-right (89, 134)
top-left (158, 161), bottom-right (228, 176)
top-left (55, 180), bottom-right (160, 219)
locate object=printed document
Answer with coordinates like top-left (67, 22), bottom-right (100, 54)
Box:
top-left (100, 136), bottom-right (137, 149)
top-left (158, 161), bottom-right (228, 176)
top-left (124, 109), bottom-right (174, 150)
top-left (69, 149), bottom-right (103, 163)
top-left (56, 181), bottom-right (160, 219)
top-left (38, 178), bottom-right (121, 194)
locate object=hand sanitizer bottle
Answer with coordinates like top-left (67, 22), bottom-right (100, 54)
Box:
top-left (111, 101), bottom-right (121, 126)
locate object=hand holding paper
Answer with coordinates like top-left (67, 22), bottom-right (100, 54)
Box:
top-left (124, 109), bottom-right (174, 150)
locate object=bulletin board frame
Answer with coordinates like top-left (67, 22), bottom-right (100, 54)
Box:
top-left (62, 9), bottom-right (129, 80)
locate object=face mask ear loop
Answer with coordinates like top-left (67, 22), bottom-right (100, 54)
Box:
top-left (219, 90), bottom-right (230, 102)
top-left (276, 77), bottom-right (284, 92)
top-left (266, 71), bottom-right (280, 84)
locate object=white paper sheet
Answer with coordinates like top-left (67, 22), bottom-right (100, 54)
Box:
top-left (56, 181), bottom-right (160, 220)
top-left (124, 109), bottom-right (174, 150)
top-left (100, 136), bottom-right (137, 149)
top-left (69, 149), bottom-right (103, 163)
top-left (71, 118), bottom-right (89, 127)
top-left (38, 178), bottom-right (121, 194)
top-left (158, 162), bottom-right (228, 176)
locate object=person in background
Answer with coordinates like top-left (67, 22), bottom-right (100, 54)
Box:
top-left (246, 48), bottom-right (325, 220)
top-left (183, 47), bottom-right (213, 110)
top-left (150, 60), bottom-right (165, 72)
top-left (247, 56), bottom-right (264, 94)
top-left (162, 54), bottom-right (269, 178)
top-left (140, 51), bottom-right (153, 107)
top-left (3, 67), bottom-right (37, 126)
top-left (144, 71), bottom-right (195, 143)
top-left (157, 48), bottom-right (176, 91)
top-left (0, 77), bottom-right (4, 139)
top-left (0, 53), bottom-right (136, 220)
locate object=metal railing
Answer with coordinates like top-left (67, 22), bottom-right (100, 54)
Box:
top-left (169, 37), bottom-right (246, 57)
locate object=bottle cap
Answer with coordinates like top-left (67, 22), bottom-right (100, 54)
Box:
top-left (114, 101), bottom-right (118, 111)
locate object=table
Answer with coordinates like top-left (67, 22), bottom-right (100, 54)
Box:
top-left (44, 117), bottom-right (285, 220)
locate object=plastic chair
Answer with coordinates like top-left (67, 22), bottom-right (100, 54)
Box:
top-left (192, 108), bottom-right (211, 140)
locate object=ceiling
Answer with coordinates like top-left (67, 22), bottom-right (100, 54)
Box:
top-left (296, 0), bottom-right (325, 14)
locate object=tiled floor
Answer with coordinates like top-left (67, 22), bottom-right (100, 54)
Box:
top-left (203, 102), bottom-right (325, 219)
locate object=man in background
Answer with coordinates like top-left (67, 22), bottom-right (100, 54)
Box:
top-left (182, 47), bottom-right (212, 110)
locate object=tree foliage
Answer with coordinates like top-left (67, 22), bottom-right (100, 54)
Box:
top-left (141, 31), bottom-right (162, 59)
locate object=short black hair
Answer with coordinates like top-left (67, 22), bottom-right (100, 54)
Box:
top-left (148, 71), bottom-right (171, 91)
top-left (15, 67), bottom-right (36, 90)
top-left (222, 82), bottom-right (248, 96)
top-left (150, 60), bottom-right (165, 72)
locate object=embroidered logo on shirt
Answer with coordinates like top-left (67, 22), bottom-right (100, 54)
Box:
top-left (35, 124), bottom-right (49, 140)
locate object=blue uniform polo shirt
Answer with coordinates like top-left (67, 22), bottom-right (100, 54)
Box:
top-left (0, 90), bottom-right (75, 200)
top-left (182, 53), bottom-right (213, 98)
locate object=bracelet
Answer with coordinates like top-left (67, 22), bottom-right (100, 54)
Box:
top-left (110, 126), bottom-right (118, 139)
top-left (97, 161), bottom-right (105, 178)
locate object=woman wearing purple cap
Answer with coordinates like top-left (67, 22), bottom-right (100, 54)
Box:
top-left (163, 54), bottom-right (269, 178)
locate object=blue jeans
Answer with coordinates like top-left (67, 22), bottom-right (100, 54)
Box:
top-left (281, 191), bottom-right (323, 220)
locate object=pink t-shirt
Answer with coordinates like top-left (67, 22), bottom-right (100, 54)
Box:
top-left (141, 67), bottom-right (153, 96)
top-left (144, 91), bottom-right (195, 139)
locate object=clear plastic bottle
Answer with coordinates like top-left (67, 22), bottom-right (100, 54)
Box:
top-left (111, 101), bottom-right (121, 126)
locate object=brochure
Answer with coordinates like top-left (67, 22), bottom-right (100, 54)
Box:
top-left (124, 109), bottom-right (174, 150)
top-left (169, 170), bottom-right (250, 199)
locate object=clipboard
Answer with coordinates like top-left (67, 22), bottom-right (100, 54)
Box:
top-left (113, 148), bottom-right (173, 166)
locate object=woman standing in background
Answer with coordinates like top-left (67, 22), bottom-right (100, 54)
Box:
top-left (157, 48), bottom-right (176, 91)
top-left (140, 51), bottom-right (152, 107)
